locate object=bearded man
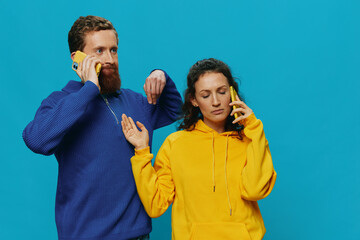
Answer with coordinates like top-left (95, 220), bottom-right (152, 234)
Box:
top-left (23, 15), bottom-right (182, 240)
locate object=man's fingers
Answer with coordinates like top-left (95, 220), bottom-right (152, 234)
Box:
top-left (149, 79), bottom-right (157, 104)
top-left (144, 80), bottom-right (152, 104)
top-left (154, 80), bottom-right (165, 101)
top-left (144, 74), bottom-right (166, 104)
top-left (155, 79), bottom-right (161, 95)
top-left (159, 81), bottom-right (165, 94)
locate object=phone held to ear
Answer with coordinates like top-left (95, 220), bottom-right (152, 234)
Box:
top-left (72, 51), bottom-right (101, 76)
top-left (230, 86), bottom-right (240, 119)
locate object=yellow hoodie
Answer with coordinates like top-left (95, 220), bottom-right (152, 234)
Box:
top-left (131, 113), bottom-right (276, 240)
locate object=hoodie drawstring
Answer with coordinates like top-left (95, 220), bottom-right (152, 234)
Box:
top-left (211, 133), bottom-right (233, 216)
top-left (224, 134), bottom-right (232, 216)
top-left (212, 133), bottom-right (216, 192)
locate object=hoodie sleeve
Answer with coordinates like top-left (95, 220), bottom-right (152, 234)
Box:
top-left (22, 81), bottom-right (100, 155)
top-left (130, 140), bottom-right (175, 218)
top-left (240, 113), bottom-right (277, 201)
top-left (143, 70), bottom-right (183, 130)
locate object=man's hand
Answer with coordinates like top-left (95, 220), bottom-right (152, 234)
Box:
top-left (75, 55), bottom-right (101, 91)
top-left (121, 114), bottom-right (149, 150)
top-left (143, 70), bottom-right (166, 104)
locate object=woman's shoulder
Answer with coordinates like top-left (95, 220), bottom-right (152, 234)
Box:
top-left (165, 130), bottom-right (193, 144)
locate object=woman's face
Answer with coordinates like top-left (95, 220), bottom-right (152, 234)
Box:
top-left (191, 72), bottom-right (231, 132)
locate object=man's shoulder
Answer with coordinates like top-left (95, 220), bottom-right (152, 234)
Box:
top-left (119, 88), bottom-right (142, 96)
top-left (61, 80), bottom-right (83, 93)
top-left (118, 88), bottom-right (146, 102)
top-left (40, 80), bottom-right (82, 104)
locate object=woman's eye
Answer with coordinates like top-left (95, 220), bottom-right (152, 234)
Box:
top-left (219, 91), bottom-right (226, 94)
top-left (202, 95), bottom-right (209, 99)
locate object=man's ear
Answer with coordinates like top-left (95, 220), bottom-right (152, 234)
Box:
top-left (70, 52), bottom-right (76, 61)
top-left (190, 97), bottom-right (198, 107)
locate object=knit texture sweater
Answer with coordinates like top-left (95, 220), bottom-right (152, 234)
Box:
top-left (23, 72), bottom-right (182, 240)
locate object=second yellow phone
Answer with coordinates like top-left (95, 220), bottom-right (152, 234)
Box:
top-left (72, 51), bottom-right (102, 76)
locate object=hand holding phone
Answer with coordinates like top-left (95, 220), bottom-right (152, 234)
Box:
top-left (230, 86), bottom-right (254, 124)
top-left (72, 51), bottom-right (101, 76)
top-left (230, 86), bottom-right (240, 119)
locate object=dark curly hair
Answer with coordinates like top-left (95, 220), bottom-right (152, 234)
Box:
top-left (68, 15), bottom-right (118, 53)
top-left (178, 58), bottom-right (245, 138)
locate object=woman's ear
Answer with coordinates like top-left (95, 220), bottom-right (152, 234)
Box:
top-left (190, 97), bottom-right (198, 107)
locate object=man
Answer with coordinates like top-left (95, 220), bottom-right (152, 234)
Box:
top-left (23, 15), bottom-right (182, 240)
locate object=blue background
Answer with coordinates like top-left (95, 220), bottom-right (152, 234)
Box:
top-left (1, 0), bottom-right (359, 239)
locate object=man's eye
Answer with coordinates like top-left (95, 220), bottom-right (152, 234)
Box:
top-left (111, 48), bottom-right (117, 53)
top-left (96, 49), bottom-right (102, 54)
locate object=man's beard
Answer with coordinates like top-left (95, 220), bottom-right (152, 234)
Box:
top-left (98, 64), bottom-right (121, 94)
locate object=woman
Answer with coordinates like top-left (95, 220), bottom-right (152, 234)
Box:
top-left (121, 58), bottom-right (276, 240)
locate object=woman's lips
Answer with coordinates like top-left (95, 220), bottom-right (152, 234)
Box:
top-left (212, 109), bottom-right (224, 115)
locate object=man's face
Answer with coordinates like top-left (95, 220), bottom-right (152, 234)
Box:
top-left (83, 30), bottom-right (121, 93)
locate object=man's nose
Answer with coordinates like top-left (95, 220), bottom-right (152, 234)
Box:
top-left (102, 51), bottom-right (115, 64)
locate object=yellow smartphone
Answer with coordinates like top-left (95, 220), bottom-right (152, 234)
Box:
top-left (230, 86), bottom-right (240, 119)
top-left (72, 50), bottom-right (101, 76)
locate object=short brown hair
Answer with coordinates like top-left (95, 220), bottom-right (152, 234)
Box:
top-left (68, 15), bottom-right (118, 53)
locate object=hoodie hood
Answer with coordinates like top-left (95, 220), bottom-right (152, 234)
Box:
top-left (192, 119), bottom-right (239, 137)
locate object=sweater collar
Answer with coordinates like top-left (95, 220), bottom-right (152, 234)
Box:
top-left (62, 80), bottom-right (121, 96)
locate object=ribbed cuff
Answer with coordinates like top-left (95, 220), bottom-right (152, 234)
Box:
top-left (243, 113), bottom-right (256, 126)
top-left (135, 146), bottom-right (151, 156)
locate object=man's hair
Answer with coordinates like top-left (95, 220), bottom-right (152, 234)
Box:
top-left (68, 15), bottom-right (118, 53)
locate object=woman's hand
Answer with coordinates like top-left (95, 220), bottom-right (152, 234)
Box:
top-left (229, 95), bottom-right (253, 124)
top-left (121, 114), bottom-right (149, 150)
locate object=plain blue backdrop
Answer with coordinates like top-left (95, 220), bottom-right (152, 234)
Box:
top-left (1, 0), bottom-right (359, 239)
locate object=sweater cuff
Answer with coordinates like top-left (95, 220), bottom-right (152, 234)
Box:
top-left (82, 81), bottom-right (100, 97)
top-left (134, 146), bottom-right (151, 156)
top-left (243, 113), bottom-right (256, 126)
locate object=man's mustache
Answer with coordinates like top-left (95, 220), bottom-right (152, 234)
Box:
top-left (101, 64), bottom-right (117, 70)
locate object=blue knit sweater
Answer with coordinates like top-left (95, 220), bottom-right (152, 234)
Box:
top-left (23, 72), bottom-right (182, 240)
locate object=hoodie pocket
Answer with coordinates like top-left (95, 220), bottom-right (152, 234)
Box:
top-left (189, 222), bottom-right (251, 240)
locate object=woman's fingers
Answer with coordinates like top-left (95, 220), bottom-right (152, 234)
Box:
top-left (121, 114), bottom-right (133, 134)
top-left (128, 117), bottom-right (138, 131)
top-left (231, 107), bottom-right (246, 116)
top-left (232, 115), bottom-right (247, 124)
top-left (229, 96), bottom-right (253, 124)
top-left (122, 114), bottom-right (146, 135)
top-left (229, 100), bottom-right (246, 108)
top-left (136, 121), bottom-right (147, 133)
